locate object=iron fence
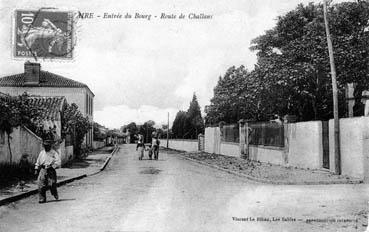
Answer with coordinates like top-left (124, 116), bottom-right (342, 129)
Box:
top-left (221, 124), bottom-right (239, 143)
top-left (248, 122), bottom-right (284, 147)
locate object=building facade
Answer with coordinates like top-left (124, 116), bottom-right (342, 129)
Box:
top-left (0, 62), bottom-right (94, 147)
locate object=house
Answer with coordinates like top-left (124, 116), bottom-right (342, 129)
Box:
top-left (0, 61), bottom-right (94, 148)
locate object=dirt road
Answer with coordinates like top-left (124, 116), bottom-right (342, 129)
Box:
top-left (0, 144), bottom-right (367, 232)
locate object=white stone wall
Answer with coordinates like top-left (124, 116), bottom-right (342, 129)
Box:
top-left (93, 141), bottom-right (106, 150)
top-left (168, 139), bottom-right (198, 152)
top-left (0, 127), bottom-right (42, 164)
top-left (286, 121), bottom-right (323, 169)
top-left (329, 117), bottom-right (369, 180)
top-left (249, 145), bottom-right (285, 165)
top-left (220, 142), bottom-right (240, 157)
top-left (205, 122), bottom-right (324, 169)
top-left (204, 127), bottom-right (221, 154)
top-left (59, 141), bottom-right (74, 165)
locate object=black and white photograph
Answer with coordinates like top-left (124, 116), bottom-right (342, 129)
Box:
top-left (0, 0), bottom-right (368, 231)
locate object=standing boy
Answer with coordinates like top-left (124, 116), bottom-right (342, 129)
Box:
top-left (34, 140), bottom-right (61, 203)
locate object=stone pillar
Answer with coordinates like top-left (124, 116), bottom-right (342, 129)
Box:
top-left (345, 83), bottom-right (355, 117)
top-left (198, 133), bottom-right (204, 151)
top-left (363, 90), bottom-right (369, 116)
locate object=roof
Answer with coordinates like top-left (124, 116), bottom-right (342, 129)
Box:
top-left (0, 71), bottom-right (94, 96)
top-left (27, 96), bottom-right (67, 121)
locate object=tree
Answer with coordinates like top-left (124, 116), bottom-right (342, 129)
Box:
top-left (206, 2), bottom-right (369, 124)
top-left (121, 122), bottom-right (138, 143)
top-left (172, 111), bottom-right (187, 138)
top-left (93, 122), bottom-right (107, 141)
top-left (61, 103), bottom-right (91, 157)
top-left (0, 93), bottom-right (44, 163)
top-left (249, 2), bottom-right (369, 120)
top-left (138, 120), bottom-right (156, 143)
top-left (172, 94), bottom-right (205, 139)
top-left (186, 93), bottom-right (205, 139)
top-left (205, 66), bottom-right (263, 124)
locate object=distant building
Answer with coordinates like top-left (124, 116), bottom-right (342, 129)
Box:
top-left (0, 62), bottom-right (94, 147)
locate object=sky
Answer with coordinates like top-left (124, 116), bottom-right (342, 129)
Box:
top-left (0, 0), bottom-right (341, 129)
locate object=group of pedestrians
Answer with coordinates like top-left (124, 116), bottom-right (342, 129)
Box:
top-left (136, 134), bottom-right (160, 160)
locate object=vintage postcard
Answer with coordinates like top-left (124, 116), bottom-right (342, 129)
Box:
top-left (13, 9), bottom-right (74, 60)
top-left (0, 0), bottom-right (368, 232)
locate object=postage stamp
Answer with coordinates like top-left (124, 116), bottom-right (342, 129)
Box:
top-left (13, 9), bottom-right (75, 60)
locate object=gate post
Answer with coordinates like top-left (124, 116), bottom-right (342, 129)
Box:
top-left (239, 119), bottom-right (246, 159)
top-left (198, 133), bottom-right (204, 151)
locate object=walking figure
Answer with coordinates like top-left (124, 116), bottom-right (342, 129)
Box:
top-left (34, 140), bottom-right (61, 203)
top-left (152, 136), bottom-right (160, 160)
top-left (136, 135), bottom-right (145, 160)
top-left (147, 144), bottom-right (153, 160)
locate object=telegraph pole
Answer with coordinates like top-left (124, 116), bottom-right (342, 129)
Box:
top-left (167, 112), bottom-right (169, 148)
top-left (323, 0), bottom-right (341, 174)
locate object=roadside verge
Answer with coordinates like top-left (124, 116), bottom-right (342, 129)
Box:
top-left (164, 148), bottom-right (363, 185)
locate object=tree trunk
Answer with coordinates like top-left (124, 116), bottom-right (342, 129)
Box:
top-left (312, 97), bottom-right (318, 120)
top-left (7, 132), bottom-right (12, 163)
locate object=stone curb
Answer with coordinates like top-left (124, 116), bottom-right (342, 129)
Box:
top-left (99, 146), bottom-right (119, 171)
top-left (0, 146), bottom-right (120, 207)
top-left (177, 154), bottom-right (363, 185)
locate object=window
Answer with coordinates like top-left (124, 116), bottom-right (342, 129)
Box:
top-left (86, 94), bottom-right (89, 115)
top-left (89, 96), bottom-right (92, 115)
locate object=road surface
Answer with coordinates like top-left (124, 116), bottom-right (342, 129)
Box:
top-left (0, 144), bottom-right (368, 232)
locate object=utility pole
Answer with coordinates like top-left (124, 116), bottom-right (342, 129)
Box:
top-left (323, 0), bottom-right (341, 174)
top-left (167, 112), bottom-right (169, 148)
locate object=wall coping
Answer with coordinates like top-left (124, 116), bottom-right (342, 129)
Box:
top-left (249, 144), bottom-right (285, 151)
top-left (22, 126), bottom-right (42, 142)
top-left (220, 141), bottom-right (239, 145)
top-left (169, 139), bottom-right (198, 142)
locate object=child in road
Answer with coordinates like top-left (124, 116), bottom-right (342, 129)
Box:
top-left (136, 135), bottom-right (145, 160)
top-left (152, 135), bottom-right (160, 160)
top-left (34, 140), bottom-right (61, 203)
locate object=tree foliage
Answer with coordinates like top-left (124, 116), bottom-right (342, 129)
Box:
top-left (138, 120), bottom-right (156, 143)
top-left (171, 111), bottom-right (188, 139)
top-left (93, 122), bottom-right (107, 141)
top-left (172, 93), bottom-right (204, 139)
top-left (121, 122), bottom-right (138, 143)
top-left (0, 93), bottom-right (45, 162)
top-left (61, 103), bottom-right (91, 156)
top-left (0, 93), bottom-right (44, 134)
top-left (206, 1), bottom-right (369, 124)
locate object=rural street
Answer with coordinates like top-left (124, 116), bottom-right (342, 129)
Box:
top-left (0, 144), bottom-right (368, 232)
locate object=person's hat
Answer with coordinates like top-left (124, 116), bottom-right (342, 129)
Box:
top-left (42, 140), bottom-right (54, 146)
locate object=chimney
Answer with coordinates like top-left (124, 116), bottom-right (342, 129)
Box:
top-left (24, 61), bottom-right (40, 84)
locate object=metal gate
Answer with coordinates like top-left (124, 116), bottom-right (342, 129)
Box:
top-left (322, 121), bottom-right (330, 169)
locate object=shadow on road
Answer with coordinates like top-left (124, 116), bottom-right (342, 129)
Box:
top-left (139, 167), bottom-right (162, 175)
top-left (139, 159), bottom-right (167, 162)
top-left (44, 198), bottom-right (76, 203)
